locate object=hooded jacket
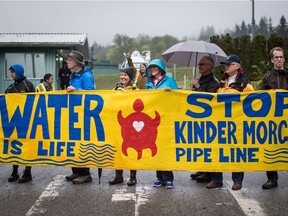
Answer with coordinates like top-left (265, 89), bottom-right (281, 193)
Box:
top-left (6, 64), bottom-right (35, 93)
top-left (70, 66), bottom-right (95, 90)
top-left (145, 59), bottom-right (178, 90)
top-left (261, 68), bottom-right (288, 90)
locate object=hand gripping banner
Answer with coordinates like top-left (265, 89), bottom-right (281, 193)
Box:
top-left (0, 90), bottom-right (287, 172)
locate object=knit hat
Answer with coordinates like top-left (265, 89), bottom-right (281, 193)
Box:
top-left (120, 67), bottom-right (135, 81)
top-left (67, 51), bottom-right (84, 65)
top-left (9, 64), bottom-right (25, 80)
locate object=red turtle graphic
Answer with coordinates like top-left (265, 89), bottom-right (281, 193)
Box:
top-left (117, 99), bottom-right (161, 160)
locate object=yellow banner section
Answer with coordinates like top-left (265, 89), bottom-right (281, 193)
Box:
top-left (0, 90), bottom-right (287, 172)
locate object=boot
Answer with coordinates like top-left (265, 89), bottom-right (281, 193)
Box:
top-left (196, 172), bottom-right (212, 183)
top-left (19, 168), bottom-right (32, 183)
top-left (109, 170), bottom-right (123, 185)
top-left (8, 165), bottom-right (19, 182)
top-left (127, 170), bottom-right (137, 186)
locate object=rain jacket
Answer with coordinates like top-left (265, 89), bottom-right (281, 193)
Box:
top-left (260, 68), bottom-right (288, 90)
top-left (194, 73), bottom-right (220, 92)
top-left (145, 59), bottom-right (178, 90)
top-left (5, 77), bottom-right (35, 93)
top-left (218, 70), bottom-right (254, 93)
top-left (70, 66), bottom-right (95, 90)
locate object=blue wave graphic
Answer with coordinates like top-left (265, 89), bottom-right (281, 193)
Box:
top-left (264, 151), bottom-right (288, 156)
top-left (263, 148), bottom-right (288, 164)
top-left (0, 157), bottom-right (114, 167)
top-left (0, 143), bottom-right (117, 167)
top-left (264, 160), bottom-right (288, 164)
top-left (79, 152), bottom-right (114, 160)
top-left (264, 156), bottom-right (288, 159)
top-left (79, 143), bottom-right (116, 166)
top-left (264, 148), bottom-right (288, 153)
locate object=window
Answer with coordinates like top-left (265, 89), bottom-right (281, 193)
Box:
top-left (5, 53), bottom-right (45, 78)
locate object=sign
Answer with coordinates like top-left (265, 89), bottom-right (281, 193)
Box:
top-left (0, 90), bottom-right (287, 171)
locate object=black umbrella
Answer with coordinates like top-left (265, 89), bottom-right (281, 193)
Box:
top-left (98, 168), bottom-right (102, 184)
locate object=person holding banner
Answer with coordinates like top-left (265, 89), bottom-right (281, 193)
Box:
top-left (261, 47), bottom-right (288, 189)
top-left (36, 73), bottom-right (55, 92)
top-left (206, 54), bottom-right (254, 190)
top-left (190, 56), bottom-right (220, 183)
top-left (109, 67), bottom-right (139, 186)
top-left (146, 58), bottom-right (178, 189)
top-left (126, 52), bottom-right (147, 89)
top-left (5, 64), bottom-right (35, 183)
top-left (65, 50), bottom-right (95, 184)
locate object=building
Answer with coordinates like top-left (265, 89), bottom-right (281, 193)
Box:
top-left (0, 33), bottom-right (90, 93)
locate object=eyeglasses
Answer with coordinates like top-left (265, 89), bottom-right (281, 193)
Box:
top-left (273, 56), bottom-right (284, 59)
top-left (198, 63), bottom-right (209, 66)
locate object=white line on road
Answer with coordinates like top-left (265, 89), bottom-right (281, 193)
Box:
top-left (25, 175), bottom-right (65, 216)
top-left (112, 185), bottom-right (150, 216)
top-left (224, 180), bottom-right (267, 216)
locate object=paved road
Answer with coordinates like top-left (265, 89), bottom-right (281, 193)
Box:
top-left (0, 166), bottom-right (287, 216)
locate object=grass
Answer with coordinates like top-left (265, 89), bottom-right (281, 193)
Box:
top-left (94, 67), bottom-right (261, 90)
top-left (95, 67), bottom-right (194, 90)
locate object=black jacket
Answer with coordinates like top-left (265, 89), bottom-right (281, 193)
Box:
top-left (194, 73), bottom-right (220, 93)
top-left (261, 68), bottom-right (288, 90)
top-left (5, 78), bottom-right (35, 93)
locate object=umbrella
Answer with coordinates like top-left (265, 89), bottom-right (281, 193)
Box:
top-left (98, 168), bottom-right (102, 184)
top-left (162, 40), bottom-right (227, 77)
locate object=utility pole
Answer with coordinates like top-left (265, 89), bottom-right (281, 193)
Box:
top-left (251, 0), bottom-right (256, 39)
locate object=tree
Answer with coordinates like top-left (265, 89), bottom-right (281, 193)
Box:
top-left (275, 15), bottom-right (288, 37)
top-left (199, 26), bottom-right (215, 41)
top-left (250, 35), bottom-right (268, 80)
top-left (257, 17), bottom-right (269, 37)
top-left (240, 21), bottom-right (248, 36)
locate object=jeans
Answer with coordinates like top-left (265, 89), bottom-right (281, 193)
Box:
top-left (212, 172), bottom-right (244, 184)
top-left (156, 171), bottom-right (174, 184)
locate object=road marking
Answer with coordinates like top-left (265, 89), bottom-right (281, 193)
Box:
top-left (25, 175), bottom-right (65, 216)
top-left (112, 185), bottom-right (149, 216)
top-left (224, 180), bottom-right (267, 216)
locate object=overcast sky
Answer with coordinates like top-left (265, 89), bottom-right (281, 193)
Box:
top-left (1, 0), bottom-right (288, 46)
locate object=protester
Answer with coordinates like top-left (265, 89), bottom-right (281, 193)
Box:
top-left (36, 73), bottom-right (55, 92)
top-left (58, 61), bottom-right (71, 90)
top-left (109, 67), bottom-right (138, 186)
top-left (260, 47), bottom-right (288, 189)
top-left (190, 56), bottom-right (220, 183)
top-left (65, 50), bottom-right (95, 184)
top-left (146, 58), bottom-right (178, 189)
top-left (206, 54), bottom-right (254, 190)
top-left (126, 52), bottom-right (147, 89)
top-left (5, 64), bottom-right (35, 183)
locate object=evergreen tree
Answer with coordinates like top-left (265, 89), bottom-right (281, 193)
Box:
top-left (240, 21), bottom-right (248, 36)
top-left (257, 17), bottom-right (269, 37)
top-left (275, 15), bottom-right (288, 37)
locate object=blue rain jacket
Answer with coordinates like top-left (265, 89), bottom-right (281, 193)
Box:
top-left (70, 66), bottom-right (95, 90)
top-left (145, 59), bottom-right (178, 90)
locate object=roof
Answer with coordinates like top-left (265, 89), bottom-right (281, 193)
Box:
top-left (0, 33), bottom-right (87, 46)
top-left (0, 33), bottom-right (90, 59)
